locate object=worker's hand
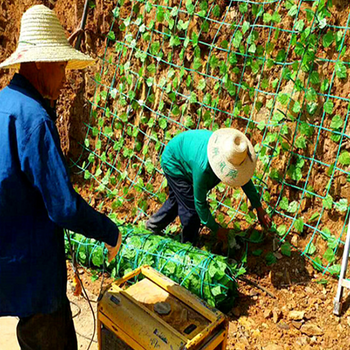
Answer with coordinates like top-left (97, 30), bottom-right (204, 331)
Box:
top-left (105, 233), bottom-right (122, 263)
top-left (256, 207), bottom-right (271, 229)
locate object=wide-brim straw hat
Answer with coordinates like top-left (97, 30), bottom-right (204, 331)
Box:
top-left (208, 128), bottom-right (257, 187)
top-left (0, 5), bottom-right (94, 70)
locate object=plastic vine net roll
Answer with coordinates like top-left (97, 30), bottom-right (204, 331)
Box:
top-left (65, 227), bottom-right (240, 311)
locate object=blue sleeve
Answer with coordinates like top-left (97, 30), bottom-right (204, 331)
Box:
top-left (241, 179), bottom-right (262, 209)
top-left (20, 120), bottom-right (119, 246)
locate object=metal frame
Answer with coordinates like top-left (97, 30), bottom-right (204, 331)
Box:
top-left (334, 221), bottom-right (350, 315)
top-left (98, 265), bottom-right (228, 349)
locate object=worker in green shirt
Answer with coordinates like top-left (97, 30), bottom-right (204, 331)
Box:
top-left (146, 128), bottom-right (271, 244)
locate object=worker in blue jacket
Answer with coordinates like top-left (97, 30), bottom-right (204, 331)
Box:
top-left (147, 128), bottom-right (271, 244)
top-left (0, 5), bottom-right (121, 350)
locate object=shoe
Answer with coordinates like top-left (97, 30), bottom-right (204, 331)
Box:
top-left (145, 220), bottom-right (163, 235)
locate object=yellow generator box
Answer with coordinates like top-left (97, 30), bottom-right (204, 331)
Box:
top-left (97, 266), bottom-right (228, 350)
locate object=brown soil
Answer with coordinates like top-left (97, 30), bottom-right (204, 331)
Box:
top-left (1, 0), bottom-right (350, 348)
top-left (65, 248), bottom-right (350, 350)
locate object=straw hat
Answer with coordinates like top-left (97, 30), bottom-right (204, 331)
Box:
top-left (0, 5), bottom-right (94, 70)
top-left (208, 128), bottom-right (257, 187)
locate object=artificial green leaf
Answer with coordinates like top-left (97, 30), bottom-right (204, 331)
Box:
top-left (108, 31), bottom-right (115, 40)
top-left (186, 0), bottom-right (195, 14)
top-left (295, 136), bottom-right (307, 149)
top-left (281, 242), bottom-right (292, 257)
top-left (213, 4), bottom-right (221, 16)
top-left (328, 264), bottom-right (341, 276)
top-left (294, 218), bottom-right (304, 233)
top-left (242, 21), bottom-right (250, 34)
top-left (272, 11), bottom-right (281, 23)
top-left (158, 118), bottom-right (167, 129)
top-left (339, 151), bottom-right (350, 166)
top-left (276, 49), bottom-right (286, 62)
top-left (306, 87), bottom-right (317, 102)
top-left (323, 31), bottom-right (334, 48)
top-left (288, 201), bottom-right (299, 213)
top-left (193, 57), bottom-right (202, 70)
top-left (323, 194), bottom-right (333, 209)
top-left (147, 63), bottom-right (156, 74)
top-left (250, 230), bottom-right (264, 243)
top-left (312, 257), bottom-right (324, 272)
top-left (306, 242), bottom-right (316, 255)
top-left (252, 249), bottom-right (263, 256)
top-left (263, 13), bottom-right (272, 23)
top-left (308, 212), bottom-right (320, 222)
top-left (278, 93), bottom-right (289, 105)
top-left (265, 252), bottom-right (277, 266)
top-left (279, 197), bottom-right (289, 211)
top-left (334, 198), bottom-right (348, 212)
top-left (288, 4), bottom-right (298, 16)
top-left (292, 101), bottom-right (301, 113)
top-left (335, 61), bottom-right (347, 79)
top-left (248, 43), bottom-right (257, 54)
top-left (144, 158), bottom-right (155, 173)
top-left (232, 31), bottom-right (243, 48)
top-left (277, 225), bottom-right (287, 237)
top-left (310, 71), bottom-right (320, 85)
top-left (323, 248), bottom-right (335, 263)
top-left (239, 2), bottom-right (248, 14)
top-left (321, 78), bottom-right (329, 92)
top-left (330, 115), bottom-right (343, 129)
top-left (323, 101), bottom-right (334, 114)
top-left (295, 20), bottom-right (304, 32)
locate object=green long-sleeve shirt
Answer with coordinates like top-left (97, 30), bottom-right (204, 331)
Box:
top-left (161, 129), bottom-right (262, 232)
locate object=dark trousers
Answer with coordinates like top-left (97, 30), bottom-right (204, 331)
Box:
top-left (17, 297), bottom-right (77, 350)
top-left (147, 174), bottom-right (201, 244)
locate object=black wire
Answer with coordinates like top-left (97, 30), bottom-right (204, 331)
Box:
top-left (79, 279), bottom-right (96, 350)
top-left (70, 300), bottom-right (82, 319)
top-left (65, 230), bottom-right (96, 350)
top-left (75, 331), bottom-right (98, 344)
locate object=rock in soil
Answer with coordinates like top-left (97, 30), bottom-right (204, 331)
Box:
top-left (264, 309), bottom-right (273, 319)
top-left (277, 322), bottom-right (290, 330)
top-left (300, 323), bottom-right (324, 336)
top-left (264, 344), bottom-right (284, 350)
top-left (273, 252), bottom-right (283, 260)
top-left (288, 311), bottom-right (305, 321)
top-left (273, 309), bottom-right (282, 324)
top-left (292, 321), bottom-right (303, 330)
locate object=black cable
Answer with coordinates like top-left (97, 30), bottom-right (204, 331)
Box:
top-left (75, 331), bottom-right (98, 344)
top-left (79, 276), bottom-right (96, 350)
top-left (65, 230), bottom-right (96, 350)
top-left (70, 300), bottom-right (82, 319)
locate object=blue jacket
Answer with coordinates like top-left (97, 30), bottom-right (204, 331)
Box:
top-left (0, 74), bottom-right (119, 317)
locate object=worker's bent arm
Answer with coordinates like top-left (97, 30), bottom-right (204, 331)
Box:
top-left (241, 179), bottom-right (262, 209)
top-left (193, 169), bottom-right (220, 232)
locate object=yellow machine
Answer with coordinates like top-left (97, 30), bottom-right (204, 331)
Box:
top-left (97, 266), bottom-right (229, 350)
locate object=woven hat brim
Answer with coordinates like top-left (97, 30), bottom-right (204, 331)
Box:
top-left (0, 46), bottom-right (95, 70)
top-left (207, 128), bottom-right (257, 187)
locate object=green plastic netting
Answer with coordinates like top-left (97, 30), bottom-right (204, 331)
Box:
top-left (68, 0), bottom-right (350, 281)
top-left (66, 226), bottom-right (239, 311)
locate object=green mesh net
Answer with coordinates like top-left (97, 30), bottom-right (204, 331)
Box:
top-left (68, 0), bottom-right (350, 283)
